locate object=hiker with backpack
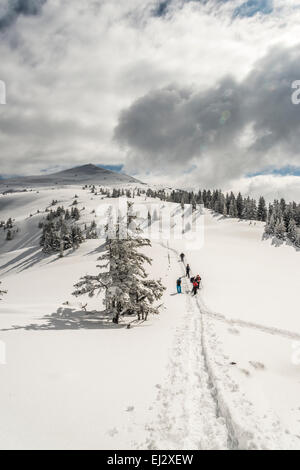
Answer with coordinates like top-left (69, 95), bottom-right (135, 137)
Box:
top-left (186, 264), bottom-right (191, 278)
top-left (192, 279), bottom-right (199, 296)
top-left (191, 274), bottom-right (202, 295)
top-left (180, 253), bottom-right (185, 262)
top-left (176, 277), bottom-right (182, 294)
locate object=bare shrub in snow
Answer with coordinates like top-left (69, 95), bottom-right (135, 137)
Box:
top-left (0, 282), bottom-right (7, 299)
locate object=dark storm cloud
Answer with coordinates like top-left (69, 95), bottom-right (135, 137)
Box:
top-left (152, 0), bottom-right (219, 18)
top-left (153, 1), bottom-right (172, 17)
top-left (0, 0), bottom-right (46, 30)
top-left (114, 47), bottom-right (300, 185)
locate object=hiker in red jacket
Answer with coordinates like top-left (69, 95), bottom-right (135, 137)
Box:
top-left (192, 280), bottom-right (199, 296)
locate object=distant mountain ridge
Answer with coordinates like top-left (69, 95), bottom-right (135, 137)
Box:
top-left (0, 164), bottom-right (142, 189)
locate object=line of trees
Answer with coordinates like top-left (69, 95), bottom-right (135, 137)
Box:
top-left (73, 202), bottom-right (165, 324)
top-left (84, 184), bottom-right (146, 199)
top-left (145, 187), bottom-right (300, 247)
top-left (167, 189), bottom-right (268, 221)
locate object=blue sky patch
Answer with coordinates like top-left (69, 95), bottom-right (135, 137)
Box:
top-left (98, 164), bottom-right (124, 173)
top-left (247, 166), bottom-right (300, 178)
top-left (233, 0), bottom-right (273, 18)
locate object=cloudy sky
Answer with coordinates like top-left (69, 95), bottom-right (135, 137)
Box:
top-left (0, 0), bottom-right (300, 199)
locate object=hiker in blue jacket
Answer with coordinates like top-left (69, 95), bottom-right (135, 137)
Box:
top-left (176, 277), bottom-right (182, 294)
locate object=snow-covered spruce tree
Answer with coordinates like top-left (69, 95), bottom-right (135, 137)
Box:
top-left (191, 195), bottom-right (197, 212)
top-left (181, 195), bottom-right (185, 211)
top-left (73, 203), bottom-right (165, 324)
top-left (257, 196), bottom-right (267, 222)
top-left (70, 225), bottom-right (84, 249)
top-left (229, 199), bottom-right (238, 218)
top-left (71, 207), bottom-right (80, 220)
top-left (287, 219), bottom-right (298, 245)
top-left (265, 212), bottom-right (276, 235)
top-left (86, 220), bottom-right (98, 239)
top-left (274, 217), bottom-right (286, 240)
top-left (236, 192), bottom-right (244, 218)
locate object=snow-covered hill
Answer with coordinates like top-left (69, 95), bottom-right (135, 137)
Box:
top-left (0, 183), bottom-right (299, 450)
top-left (0, 164), bottom-right (141, 190)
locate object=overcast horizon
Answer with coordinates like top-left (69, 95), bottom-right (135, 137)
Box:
top-left (0, 0), bottom-right (300, 200)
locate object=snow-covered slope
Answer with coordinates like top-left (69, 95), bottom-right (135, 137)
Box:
top-left (0, 164), bottom-right (141, 189)
top-left (0, 187), bottom-right (299, 450)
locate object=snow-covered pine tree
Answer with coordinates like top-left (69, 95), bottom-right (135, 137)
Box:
top-left (274, 217), bottom-right (286, 239)
top-left (71, 207), bottom-right (80, 220)
top-left (222, 201), bottom-right (227, 216)
top-left (112, 188), bottom-right (120, 198)
top-left (86, 220), bottom-right (98, 239)
top-left (257, 196), bottom-right (267, 222)
top-left (265, 212), bottom-right (275, 235)
top-left (236, 192), bottom-right (244, 218)
top-left (73, 203), bottom-right (165, 324)
top-left (191, 196), bottom-right (197, 212)
top-left (287, 219), bottom-right (300, 246)
top-left (181, 195), bottom-right (185, 211)
top-left (59, 218), bottom-right (72, 257)
top-left (71, 225), bottom-right (84, 249)
top-left (229, 199), bottom-right (238, 218)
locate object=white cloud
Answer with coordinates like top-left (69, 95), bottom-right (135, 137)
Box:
top-left (0, 0), bottom-right (299, 200)
top-left (230, 174), bottom-right (300, 202)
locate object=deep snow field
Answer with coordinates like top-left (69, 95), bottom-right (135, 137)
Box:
top-left (0, 185), bottom-right (299, 450)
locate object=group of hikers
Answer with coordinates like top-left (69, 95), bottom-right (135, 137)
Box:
top-left (176, 253), bottom-right (202, 296)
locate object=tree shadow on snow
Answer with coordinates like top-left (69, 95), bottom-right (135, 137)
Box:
top-left (212, 213), bottom-right (227, 221)
top-left (83, 242), bottom-right (106, 257)
top-left (0, 246), bottom-right (44, 274)
top-left (2, 307), bottom-right (124, 331)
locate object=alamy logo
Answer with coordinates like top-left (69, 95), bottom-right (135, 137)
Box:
top-left (291, 81), bottom-right (300, 105)
top-left (95, 198), bottom-right (205, 250)
top-left (0, 340), bottom-right (6, 365)
top-left (0, 80), bottom-right (6, 105)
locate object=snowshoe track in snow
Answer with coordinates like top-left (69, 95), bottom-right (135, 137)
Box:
top-left (143, 244), bottom-right (230, 450)
top-left (198, 299), bottom-right (300, 341)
